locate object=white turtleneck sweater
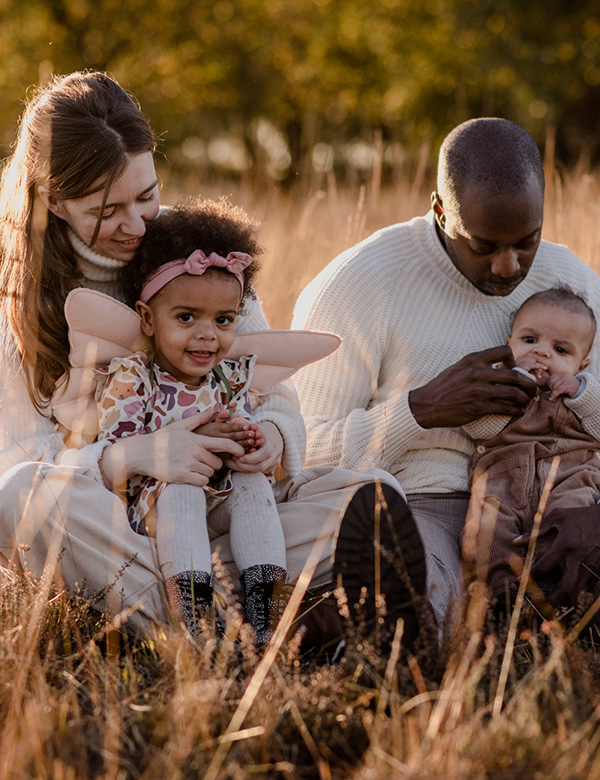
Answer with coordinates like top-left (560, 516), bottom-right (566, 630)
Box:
top-left (0, 236), bottom-right (306, 481)
top-left (291, 212), bottom-right (600, 495)
top-left (68, 229), bottom-right (131, 299)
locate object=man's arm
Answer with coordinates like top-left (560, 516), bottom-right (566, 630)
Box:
top-left (292, 269), bottom-right (417, 470)
top-left (293, 268), bottom-right (536, 471)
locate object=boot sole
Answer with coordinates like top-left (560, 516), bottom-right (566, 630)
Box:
top-left (332, 482), bottom-right (427, 651)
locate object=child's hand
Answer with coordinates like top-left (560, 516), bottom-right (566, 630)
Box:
top-left (193, 409), bottom-right (255, 445)
top-left (548, 372), bottom-right (582, 401)
top-left (224, 421), bottom-right (282, 474)
top-left (246, 421), bottom-right (265, 453)
top-left (231, 416), bottom-right (264, 453)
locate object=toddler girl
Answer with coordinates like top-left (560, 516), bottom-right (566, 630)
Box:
top-left (96, 200), bottom-right (288, 643)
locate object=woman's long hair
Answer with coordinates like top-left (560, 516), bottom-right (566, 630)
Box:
top-left (0, 71), bottom-right (156, 409)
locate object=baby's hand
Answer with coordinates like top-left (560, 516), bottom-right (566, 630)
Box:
top-left (548, 372), bottom-right (582, 401)
top-left (249, 422), bottom-right (266, 452)
top-left (514, 355), bottom-right (550, 385)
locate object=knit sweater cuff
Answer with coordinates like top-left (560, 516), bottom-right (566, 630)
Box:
top-left (564, 371), bottom-right (600, 437)
top-left (463, 414), bottom-right (511, 441)
top-left (55, 439), bottom-right (112, 485)
top-left (252, 409), bottom-right (305, 476)
top-left (251, 379), bottom-right (306, 477)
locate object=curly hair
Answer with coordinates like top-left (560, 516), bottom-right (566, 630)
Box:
top-left (122, 198), bottom-right (262, 309)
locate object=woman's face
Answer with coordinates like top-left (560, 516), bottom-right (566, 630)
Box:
top-left (47, 151), bottom-right (160, 262)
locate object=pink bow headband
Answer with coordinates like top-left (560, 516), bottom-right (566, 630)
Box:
top-left (139, 249), bottom-right (253, 303)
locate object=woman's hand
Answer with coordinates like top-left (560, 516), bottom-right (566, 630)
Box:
top-left (224, 421), bottom-right (283, 474)
top-left (100, 410), bottom-right (246, 488)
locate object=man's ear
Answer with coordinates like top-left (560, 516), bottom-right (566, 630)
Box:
top-left (136, 301), bottom-right (155, 337)
top-left (431, 191), bottom-right (446, 228)
top-left (37, 185), bottom-right (67, 219)
top-left (580, 357), bottom-right (591, 371)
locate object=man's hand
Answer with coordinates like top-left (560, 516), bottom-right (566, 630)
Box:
top-left (408, 346), bottom-right (538, 428)
top-left (514, 504), bottom-right (600, 605)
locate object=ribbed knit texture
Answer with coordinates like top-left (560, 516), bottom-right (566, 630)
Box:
top-left (153, 473), bottom-right (286, 580)
top-left (292, 212), bottom-right (600, 495)
top-left (216, 471), bottom-right (286, 571)
top-left (155, 483), bottom-right (213, 580)
top-left (69, 229), bottom-right (128, 288)
top-left (235, 299), bottom-right (306, 477)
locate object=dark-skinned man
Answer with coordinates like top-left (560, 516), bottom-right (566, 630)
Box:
top-left (293, 118), bottom-right (600, 636)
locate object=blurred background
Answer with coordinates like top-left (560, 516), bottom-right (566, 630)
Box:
top-left (3, 0), bottom-right (600, 184)
top-left (2, 0), bottom-right (600, 323)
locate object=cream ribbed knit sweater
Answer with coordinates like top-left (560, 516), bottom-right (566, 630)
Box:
top-left (0, 241), bottom-right (305, 480)
top-left (292, 212), bottom-right (600, 495)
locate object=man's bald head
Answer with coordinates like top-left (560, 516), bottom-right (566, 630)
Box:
top-left (437, 118), bottom-right (545, 219)
top-left (431, 119), bottom-right (545, 297)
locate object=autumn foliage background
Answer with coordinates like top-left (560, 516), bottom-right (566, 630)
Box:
top-left (3, 1), bottom-right (600, 777)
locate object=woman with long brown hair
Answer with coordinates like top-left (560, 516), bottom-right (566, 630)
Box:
top-left (0, 70), bottom-right (420, 647)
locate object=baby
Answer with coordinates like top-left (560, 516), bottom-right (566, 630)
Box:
top-left (464, 286), bottom-right (600, 602)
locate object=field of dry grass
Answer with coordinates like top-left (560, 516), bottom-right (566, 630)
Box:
top-left (5, 165), bottom-right (600, 779)
top-left (163, 160), bottom-right (600, 327)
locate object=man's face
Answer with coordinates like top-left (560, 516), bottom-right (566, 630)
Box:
top-left (435, 178), bottom-right (544, 296)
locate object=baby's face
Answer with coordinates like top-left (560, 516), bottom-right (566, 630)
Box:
top-left (507, 300), bottom-right (593, 386)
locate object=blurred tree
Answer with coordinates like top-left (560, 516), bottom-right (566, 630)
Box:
top-left (1, 0), bottom-right (600, 179)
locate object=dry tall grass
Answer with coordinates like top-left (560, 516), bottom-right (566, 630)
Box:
top-left (5, 165), bottom-right (600, 779)
top-left (163, 160), bottom-right (600, 327)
